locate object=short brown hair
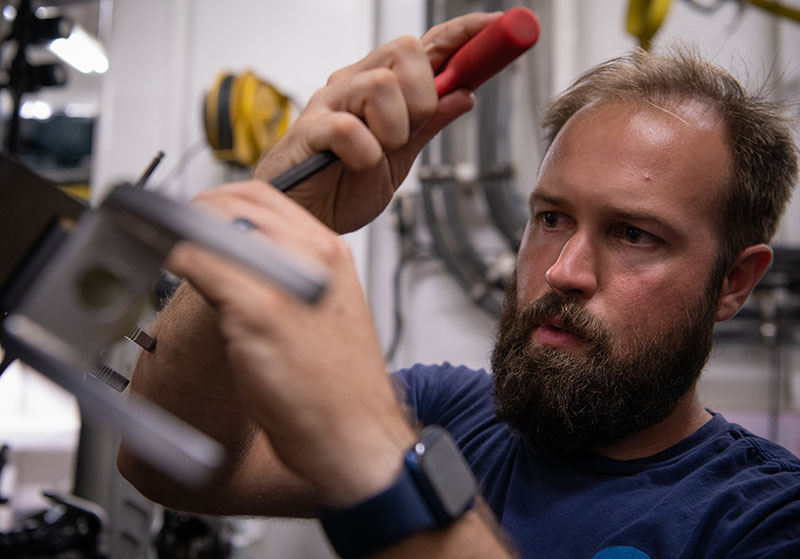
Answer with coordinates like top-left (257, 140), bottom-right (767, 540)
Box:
top-left (542, 48), bottom-right (798, 269)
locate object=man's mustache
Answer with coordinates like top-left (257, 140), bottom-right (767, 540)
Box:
top-left (516, 292), bottom-right (608, 348)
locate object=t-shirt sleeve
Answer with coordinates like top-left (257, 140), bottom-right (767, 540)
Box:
top-left (391, 362), bottom-right (494, 430)
top-left (720, 437), bottom-right (800, 558)
top-left (730, 502), bottom-right (800, 558)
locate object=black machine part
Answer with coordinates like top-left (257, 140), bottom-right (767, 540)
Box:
top-left (0, 490), bottom-right (108, 558)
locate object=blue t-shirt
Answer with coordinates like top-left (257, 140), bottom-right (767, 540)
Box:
top-left (394, 362), bottom-right (800, 559)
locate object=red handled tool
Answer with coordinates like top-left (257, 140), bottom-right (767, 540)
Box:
top-left (270, 7), bottom-right (540, 192)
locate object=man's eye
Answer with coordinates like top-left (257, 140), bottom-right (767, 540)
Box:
top-left (624, 226), bottom-right (643, 243)
top-left (542, 212), bottom-right (559, 228)
top-left (619, 225), bottom-right (659, 246)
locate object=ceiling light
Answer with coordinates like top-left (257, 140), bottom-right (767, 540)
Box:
top-left (48, 24), bottom-right (108, 74)
top-left (20, 100), bottom-right (53, 120)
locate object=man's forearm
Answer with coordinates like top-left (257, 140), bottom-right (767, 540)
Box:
top-left (117, 283), bottom-right (254, 503)
top-left (125, 283), bottom-right (253, 450)
top-left (117, 282), bottom-right (317, 515)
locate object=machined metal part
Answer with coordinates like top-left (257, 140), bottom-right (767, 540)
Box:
top-left (91, 362), bottom-right (130, 392)
top-left (126, 326), bottom-right (156, 352)
top-left (3, 182), bottom-right (329, 486)
top-left (104, 184), bottom-right (328, 304)
top-left (5, 206), bottom-right (164, 371)
top-left (5, 183), bottom-right (328, 371)
top-left (2, 332), bottom-right (225, 487)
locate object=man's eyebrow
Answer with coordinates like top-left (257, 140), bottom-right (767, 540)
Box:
top-left (529, 190), bottom-right (567, 208)
top-left (607, 207), bottom-right (682, 238)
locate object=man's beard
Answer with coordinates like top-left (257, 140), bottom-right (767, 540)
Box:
top-left (491, 274), bottom-right (721, 458)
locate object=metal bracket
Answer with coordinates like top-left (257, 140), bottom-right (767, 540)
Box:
top-left (2, 181), bottom-right (329, 487)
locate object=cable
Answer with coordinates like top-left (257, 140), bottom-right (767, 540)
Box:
top-left (383, 251), bottom-right (411, 364)
top-left (383, 195), bottom-right (435, 363)
top-left (420, 173), bottom-right (505, 317)
top-left (152, 137), bottom-right (206, 193)
top-left (475, 42), bottom-right (527, 251)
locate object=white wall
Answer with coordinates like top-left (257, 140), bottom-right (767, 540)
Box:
top-left (93, 0), bottom-right (377, 200)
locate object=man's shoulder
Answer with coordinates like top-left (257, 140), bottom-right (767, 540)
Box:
top-left (676, 414), bottom-right (800, 527)
top-left (712, 415), bottom-right (800, 476)
top-left (680, 416), bottom-right (800, 555)
top-left (392, 362), bottom-right (497, 432)
top-left (393, 362), bottom-right (490, 390)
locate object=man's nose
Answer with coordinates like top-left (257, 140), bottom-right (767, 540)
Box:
top-left (545, 232), bottom-right (598, 298)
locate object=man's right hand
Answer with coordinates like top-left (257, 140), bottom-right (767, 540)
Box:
top-left (253, 12), bottom-right (502, 234)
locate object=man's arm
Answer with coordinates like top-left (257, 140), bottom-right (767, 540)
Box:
top-left (164, 186), bottom-right (516, 556)
top-left (117, 283), bottom-right (319, 516)
top-left (118, 11), bottom-right (504, 522)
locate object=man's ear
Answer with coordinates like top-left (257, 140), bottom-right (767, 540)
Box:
top-left (715, 244), bottom-right (773, 322)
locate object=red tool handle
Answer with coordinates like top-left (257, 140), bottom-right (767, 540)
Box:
top-left (272, 7), bottom-right (541, 192)
top-left (434, 7), bottom-right (540, 97)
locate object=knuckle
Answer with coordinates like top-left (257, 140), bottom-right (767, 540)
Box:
top-left (329, 113), bottom-right (364, 142)
top-left (365, 67), bottom-right (398, 94)
top-left (326, 66), bottom-right (349, 86)
top-left (391, 34), bottom-right (423, 55)
top-left (307, 87), bottom-right (328, 108)
top-left (315, 233), bottom-right (349, 266)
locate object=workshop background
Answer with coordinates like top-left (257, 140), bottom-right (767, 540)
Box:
top-left (1, 0), bottom-right (799, 557)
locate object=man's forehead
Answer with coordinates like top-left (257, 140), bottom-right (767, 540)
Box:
top-left (536, 98), bottom-right (730, 185)
top-left (542, 97), bottom-right (726, 157)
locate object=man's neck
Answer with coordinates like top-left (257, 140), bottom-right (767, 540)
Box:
top-left (596, 390), bottom-right (712, 461)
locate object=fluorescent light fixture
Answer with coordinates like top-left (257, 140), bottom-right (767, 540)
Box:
top-left (20, 100), bottom-right (53, 120)
top-left (3, 4), bottom-right (16, 21)
top-left (49, 24), bottom-right (108, 74)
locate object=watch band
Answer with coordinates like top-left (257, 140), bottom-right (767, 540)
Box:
top-left (320, 468), bottom-right (436, 558)
top-left (319, 426), bottom-right (477, 558)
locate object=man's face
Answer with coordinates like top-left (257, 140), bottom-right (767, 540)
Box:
top-left (492, 100), bottom-right (732, 456)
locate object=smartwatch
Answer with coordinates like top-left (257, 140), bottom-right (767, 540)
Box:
top-left (320, 426), bottom-right (478, 558)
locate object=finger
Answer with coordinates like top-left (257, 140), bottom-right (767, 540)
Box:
top-left (315, 68), bottom-right (411, 151)
top-left (420, 11), bottom-right (502, 73)
top-left (299, 110), bottom-right (384, 170)
top-left (195, 181), bottom-right (320, 228)
top-left (192, 182), bottom-right (339, 260)
top-left (328, 35), bottom-right (438, 131)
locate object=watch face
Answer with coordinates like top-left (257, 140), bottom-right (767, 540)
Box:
top-left (415, 427), bottom-right (478, 519)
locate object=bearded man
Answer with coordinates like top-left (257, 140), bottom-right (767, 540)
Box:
top-left (118, 12), bottom-right (800, 559)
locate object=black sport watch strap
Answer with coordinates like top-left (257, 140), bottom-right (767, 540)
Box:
top-left (320, 426), bottom-right (477, 558)
top-left (320, 468), bottom-right (436, 558)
